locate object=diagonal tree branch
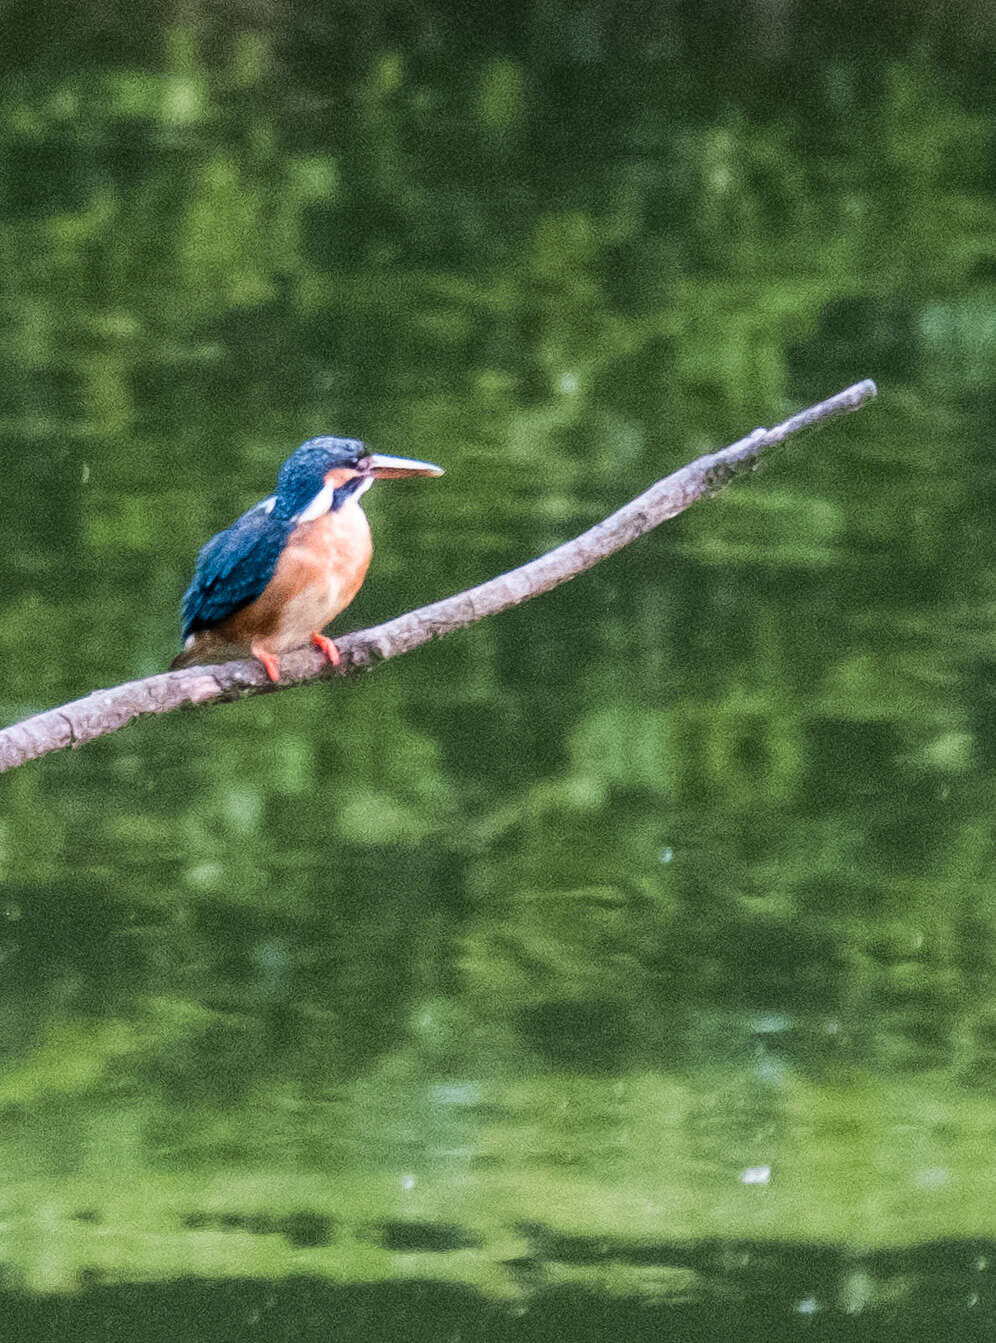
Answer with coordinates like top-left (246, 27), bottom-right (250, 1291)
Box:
top-left (0, 379), bottom-right (877, 773)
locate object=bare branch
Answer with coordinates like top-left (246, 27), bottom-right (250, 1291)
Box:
top-left (0, 379), bottom-right (877, 773)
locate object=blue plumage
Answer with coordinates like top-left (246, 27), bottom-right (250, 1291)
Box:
top-left (180, 501), bottom-right (290, 637)
top-left (273, 438), bottom-right (365, 519)
top-left (179, 436), bottom-right (367, 638)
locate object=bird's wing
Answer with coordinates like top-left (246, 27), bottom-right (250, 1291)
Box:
top-left (181, 500), bottom-right (289, 637)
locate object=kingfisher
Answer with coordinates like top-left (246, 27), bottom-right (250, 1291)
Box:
top-left (171, 436), bottom-right (443, 682)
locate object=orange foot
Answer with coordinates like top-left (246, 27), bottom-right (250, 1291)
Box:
top-left (311, 632), bottom-right (341, 667)
top-left (250, 642), bottom-right (281, 683)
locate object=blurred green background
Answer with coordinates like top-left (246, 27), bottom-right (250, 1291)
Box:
top-left (3, 1), bottom-right (996, 1338)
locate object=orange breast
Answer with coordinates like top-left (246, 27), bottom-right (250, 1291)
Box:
top-left (222, 499), bottom-right (373, 653)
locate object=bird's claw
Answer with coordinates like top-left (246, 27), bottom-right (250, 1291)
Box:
top-left (311, 632), bottom-right (341, 666)
top-left (250, 643), bottom-right (281, 682)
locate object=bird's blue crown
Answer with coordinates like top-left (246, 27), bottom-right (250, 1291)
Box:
top-left (274, 436), bottom-right (366, 519)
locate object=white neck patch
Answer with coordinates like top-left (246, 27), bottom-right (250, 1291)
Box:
top-left (296, 474), bottom-right (374, 523)
top-left (297, 481), bottom-right (336, 522)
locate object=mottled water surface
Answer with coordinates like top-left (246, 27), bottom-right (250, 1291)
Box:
top-left (2, 5), bottom-right (996, 1338)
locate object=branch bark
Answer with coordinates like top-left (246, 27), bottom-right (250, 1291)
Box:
top-left (0, 379), bottom-right (877, 773)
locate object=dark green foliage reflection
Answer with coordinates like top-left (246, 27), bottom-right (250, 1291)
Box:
top-left (2, 3), bottom-right (996, 1335)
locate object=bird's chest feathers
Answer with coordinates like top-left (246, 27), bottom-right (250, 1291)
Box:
top-left (265, 500), bottom-right (373, 641)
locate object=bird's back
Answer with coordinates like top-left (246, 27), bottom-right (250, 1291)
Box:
top-left (181, 500), bottom-right (291, 638)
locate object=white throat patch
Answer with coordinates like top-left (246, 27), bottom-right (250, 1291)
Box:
top-left (297, 475), bottom-right (374, 523)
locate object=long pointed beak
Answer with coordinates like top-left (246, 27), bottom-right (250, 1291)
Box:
top-left (360, 453), bottom-right (444, 480)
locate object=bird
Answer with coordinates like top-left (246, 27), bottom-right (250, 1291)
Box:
top-left (171, 436), bottom-right (443, 682)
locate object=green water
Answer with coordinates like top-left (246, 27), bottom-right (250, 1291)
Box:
top-left (2, 6), bottom-right (996, 1338)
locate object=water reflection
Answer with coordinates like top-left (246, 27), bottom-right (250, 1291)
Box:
top-left (2, 3), bottom-right (996, 1336)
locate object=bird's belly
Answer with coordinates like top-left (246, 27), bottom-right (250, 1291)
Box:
top-left (269, 567), bottom-right (362, 649)
top-left (224, 502), bottom-right (373, 653)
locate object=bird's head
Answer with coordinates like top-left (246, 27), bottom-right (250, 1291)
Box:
top-left (274, 436), bottom-right (444, 522)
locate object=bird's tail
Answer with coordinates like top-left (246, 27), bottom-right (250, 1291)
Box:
top-left (170, 632), bottom-right (233, 671)
top-left (169, 644), bottom-right (199, 671)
